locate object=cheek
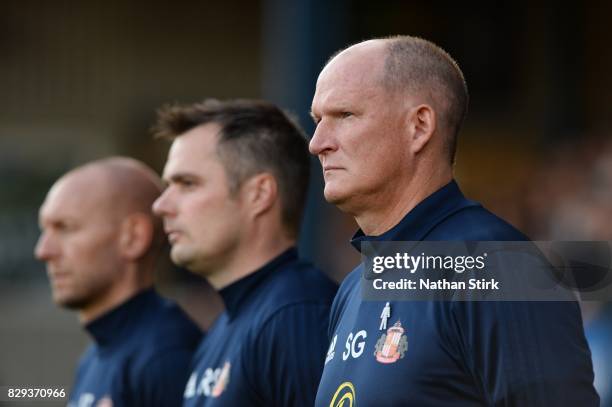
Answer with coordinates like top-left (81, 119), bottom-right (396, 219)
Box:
top-left (183, 193), bottom-right (241, 237)
top-left (206, 199), bottom-right (243, 233)
top-left (344, 121), bottom-right (384, 159)
top-left (350, 138), bottom-right (404, 188)
top-left (70, 232), bottom-right (120, 267)
top-left (362, 121), bottom-right (403, 162)
top-left (61, 239), bottom-right (91, 266)
top-left (77, 244), bottom-right (122, 286)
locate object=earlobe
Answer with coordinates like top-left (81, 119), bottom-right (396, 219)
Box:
top-left (409, 105), bottom-right (436, 154)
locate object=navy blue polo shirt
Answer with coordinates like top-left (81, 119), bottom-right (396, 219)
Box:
top-left (315, 180), bottom-right (598, 406)
top-left (68, 288), bottom-right (201, 407)
top-left (183, 247), bottom-right (337, 407)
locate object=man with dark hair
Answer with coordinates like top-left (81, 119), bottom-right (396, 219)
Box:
top-left (152, 99), bottom-right (337, 406)
top-left (310, 36), bottom-right (598, 406)
top-left (36, 157), bottom-right (201, 407)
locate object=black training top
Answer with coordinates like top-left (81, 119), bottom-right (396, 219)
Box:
top-left (183, 248), bottom-right (337, 407)
top-left (315, 180), bottom-right (598, 406)
top-left (68, 288), bottom-right (202, 407)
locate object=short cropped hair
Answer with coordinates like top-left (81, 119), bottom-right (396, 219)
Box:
top-left (383, 36), bottom-right (469, 163)
top-left (153, 99), bottom-right (310, 238)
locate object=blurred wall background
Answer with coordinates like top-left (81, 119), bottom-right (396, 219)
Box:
top-left (1, 1), bottom-right (611, 406)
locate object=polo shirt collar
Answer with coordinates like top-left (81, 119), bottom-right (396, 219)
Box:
top-left (350, 180), bottom-right (479, 252)
top-left (85, 288), bottom-right (157, 347)
top-left (219, 247), bottom-right (298, 319)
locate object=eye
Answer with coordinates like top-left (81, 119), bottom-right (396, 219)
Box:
top-left (176, 181), bottom-right (192, 190)
top-left (340, 111), bottom-right (353, 118)
top-left (177, 178), bottom-right (199, 189)
top-left (51, 221), bottom-right (75, 233)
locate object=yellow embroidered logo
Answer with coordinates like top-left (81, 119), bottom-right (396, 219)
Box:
top-left (329, 381), bottom-right (356, 407)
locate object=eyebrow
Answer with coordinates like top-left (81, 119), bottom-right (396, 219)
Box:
top-left (39, 215), bottom-right (76, 228)
top-left (313, 107), bottom-right (359, 125)
top-left (163, 172), bottom-right (201, 184)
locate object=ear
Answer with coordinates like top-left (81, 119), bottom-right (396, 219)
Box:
top-left (240, 173), bottom-right (278, 219)
top-left (407, 104), bottom-right (436, 154)
top-left (118, 213), bottom-right (154, 261)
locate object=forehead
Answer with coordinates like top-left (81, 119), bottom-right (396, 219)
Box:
top-left (313, 43), bottom-right (388, 109)
top-left (39, 170), bottom-right (110, 222)
top-left (163, 123), bottom-right (222, 177)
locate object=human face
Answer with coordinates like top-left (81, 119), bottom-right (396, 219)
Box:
top-left (153, 123), bottom-right (245, 277)
top-left (35, 171), bottom-right (124, 310)
top-left (309, 42), bottom-right (409, 214)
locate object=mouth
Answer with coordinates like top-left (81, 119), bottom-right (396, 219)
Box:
top-left (167, 231), bottom-right (182, 244)
top-left (49, 271), bottom-right (71, 285)
top-left (323, 166), bottom-right (343, 173)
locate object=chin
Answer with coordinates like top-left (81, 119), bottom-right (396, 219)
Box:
top-left (324, 185), bottom-right (350, 205)
top-left (324, 186), bottom-right (364, 217)
top-left (170, 245), bottom-right (186, 262)
top-left (170, 253), bottom-right (190, 269)
top-left (54, 293), bottom-right (89, 310)
top-left (170, 248), bottom-right (197, 271)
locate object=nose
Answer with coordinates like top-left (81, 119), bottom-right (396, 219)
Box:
top-left (309, 120), bottom-right (336, 156)
top-left (152, 188), bottom-right (175, 218)
top-left (35, 232), bottom-right (58, 262)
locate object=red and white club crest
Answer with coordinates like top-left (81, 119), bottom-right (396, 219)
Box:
top-left (374, 321), bottom-right (408, 364)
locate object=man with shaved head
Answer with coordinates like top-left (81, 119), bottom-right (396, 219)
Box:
top-left (36, 157), bottom-right (201, 407)
top-left (310, 36), bottom-right (598, 406)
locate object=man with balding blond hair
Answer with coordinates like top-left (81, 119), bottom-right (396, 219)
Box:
top-left (36, 157), bottom-right (201, 407)
top-left (310, 36), bottom-right (597, 406)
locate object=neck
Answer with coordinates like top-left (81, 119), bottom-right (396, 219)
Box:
top-left (78, 263), bottom-right (153, 324)
top-left (207, 230), bottom-right (295, 291)
top-left (355, 162), bottom-right (452, 236)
